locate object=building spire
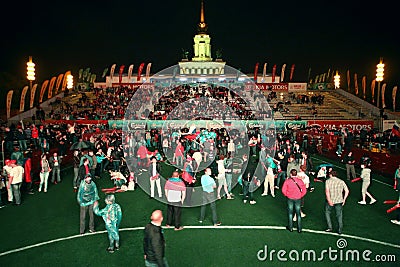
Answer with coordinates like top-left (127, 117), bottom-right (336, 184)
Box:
top-left (198, 0), bottom-right (207, 33)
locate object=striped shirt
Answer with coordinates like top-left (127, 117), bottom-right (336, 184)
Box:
top-left (325, 176), bottom-right (348, 204)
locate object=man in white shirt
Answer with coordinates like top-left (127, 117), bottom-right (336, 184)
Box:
top-left (7, 160), bottom-right (24, 205)
top-left (2, 159), bottom-right (14, 203)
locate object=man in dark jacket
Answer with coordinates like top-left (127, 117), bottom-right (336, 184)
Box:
top-left (144, 209), bottom-right (168, 267)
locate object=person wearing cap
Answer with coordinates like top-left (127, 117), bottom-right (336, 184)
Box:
top-left (148, 156), bottom-right (162, 199)
top-left (77, 174), bottom-right (100, 234)
top-left (7, 160), bottom-right (24, 205)
top-left (2, 159), bottom-right (14, 203)
top-left (38, 154), bottom-right (51, 193)
top-left (93, 194), bottom-right (122, 253)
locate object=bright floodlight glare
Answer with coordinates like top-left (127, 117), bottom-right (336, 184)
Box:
top-left (376, 59), bottom-right (384, 82)
top-left (27, 57), bottom-right (35, 81)
top-left (67, 74), bottom-right (74, 89)
top-left (334, 71), bottom-right (340, 89)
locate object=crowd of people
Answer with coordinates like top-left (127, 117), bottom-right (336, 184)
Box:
top-left (1, 83), bottom-right (400, 266)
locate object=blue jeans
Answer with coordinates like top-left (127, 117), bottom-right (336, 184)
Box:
top-left (18, 140), bottom-right (27, 151)
top-left (287, 198), bottom-right (302, 231)
top-left (325, 202), bottom-right (343, 232)
top-left (276, 171), bottom-right (286, 188)
top-left (51, 166), bottom-right (61, 183)
top-left (145, 258), bottom-right (169, 267)
top-left (242, 181), bottom-right (254, 201)
top-left (226, 173), bottom-right (233, 193)
top-left (113, 160), bottom-right (120, 171)
top-left (11, 183), bottom-right (22, 205)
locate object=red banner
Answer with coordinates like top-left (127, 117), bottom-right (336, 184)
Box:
top-left (289, 64), bottom-right (295, 81)
top-left (254, 62), bottom-right (259, 82)
top-left (307, 120), bottom-right (374, 132)
top-left (119, 65), bottom-right (125, 84)
top-left (20, 86), bottom-right (29, 112)
top-left (137, 62), bottom-right (145, 81)
top-left (39, 80), bottom-right (49, 103)
top-left (272, 64), bottom-right (277, 83)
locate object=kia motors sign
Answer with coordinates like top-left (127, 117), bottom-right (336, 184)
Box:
top-left (308, 120), bottom-right (374, 131)
top-left (245, 83), bottom-right (288, 91)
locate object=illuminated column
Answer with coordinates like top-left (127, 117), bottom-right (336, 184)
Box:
top-left (376, 58), bottom-right (384, 108)
top-left (334, 71), bottom-right (340, 89)
top-left (27, 56), bottom-right (35, 92)
top-left (67, 74), bottom-right (74, 90)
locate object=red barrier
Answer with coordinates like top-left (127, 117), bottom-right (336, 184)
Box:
top-left (43, 119), bottom-right (108, 125)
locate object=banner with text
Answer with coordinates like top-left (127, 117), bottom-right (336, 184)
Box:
top-left (307, 120), bottom-right (374, 131)
top-left (245, 83), bottom-right (289, 92)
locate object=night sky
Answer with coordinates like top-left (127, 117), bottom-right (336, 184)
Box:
top-left (1, 0), bottom-right (398, 87)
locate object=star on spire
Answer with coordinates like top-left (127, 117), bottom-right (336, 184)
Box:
top-left (197, 0), bottom-right (207, 33)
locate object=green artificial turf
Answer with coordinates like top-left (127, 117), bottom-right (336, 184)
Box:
top-left (0, 155), bottom-right (399, 267)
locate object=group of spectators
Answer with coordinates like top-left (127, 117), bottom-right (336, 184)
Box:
top-left (1, 82), bottom-right (400, 263)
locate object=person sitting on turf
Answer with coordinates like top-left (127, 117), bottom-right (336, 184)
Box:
top-left (109, 170), bottom-right (127, 188)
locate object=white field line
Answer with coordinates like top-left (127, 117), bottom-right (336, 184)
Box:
top-left (0, 225), bottom-right (399, 257)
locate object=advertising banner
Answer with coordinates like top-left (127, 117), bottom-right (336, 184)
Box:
top-left (307, 120), bottom-right (374, 131)
top-left (245, 83), bottom-right (288, 91)
top-left (288, 83), bottom-right (307, 92)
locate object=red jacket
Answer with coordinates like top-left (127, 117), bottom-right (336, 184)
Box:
top-left (282, 176), bottom-right (307, 200)
top-left (31, 128), bottom-right (39, 139)
top-left (24, 158), bottom-right (32, 183)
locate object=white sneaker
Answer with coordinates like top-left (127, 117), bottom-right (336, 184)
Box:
top-left (250, 200), bottom-right (256, 205)
top-left (370, 199), bottom-right (377, 204)
top-left (261, 193), bottom-right (268, 196)
top-left (391, 220), bottom-right (400, 225)
top-left (243, 200), bottom-right (247, 204)
top-left (358, 201), bottom-right (366, 205)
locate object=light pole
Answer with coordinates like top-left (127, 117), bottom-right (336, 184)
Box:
top-left (334, 71), bottom-right (340, 89)
top-left (376, 58), bottom-right (384, 109)
top-left (27, 56), bottom-right (35, 104)
top-left (66, 74), bottom-right (74, 90)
